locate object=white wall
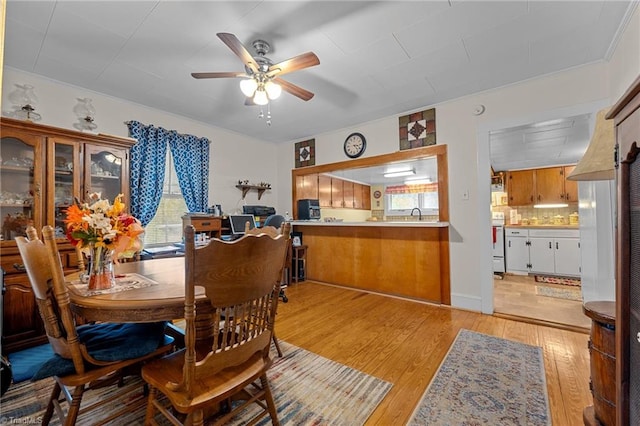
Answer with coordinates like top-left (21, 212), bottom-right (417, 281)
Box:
top-left (279, 63), bottom-right (613, 312)
top-left (1, 68), bottom-right (280, 215)
top-left (608, 4), bottom-right (640, 101)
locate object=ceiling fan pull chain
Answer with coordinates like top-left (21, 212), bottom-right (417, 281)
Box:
top-left (266, 103), bottom-right (272, 126)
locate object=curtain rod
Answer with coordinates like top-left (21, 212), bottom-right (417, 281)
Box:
top-left (124, 120), bottom-right (211, 143)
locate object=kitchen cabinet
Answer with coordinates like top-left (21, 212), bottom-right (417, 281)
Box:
top-left (0, 117), bottom-right (136, 353)
top-left (505, 227), bottom-right (580, 276)
top-left (507, 166), bottom-right (578, 206)
top-left (505, 228), bottom-right (530, 273)
top-left (318, 174), bottom-right (332, 208)
top-left (331, 178), bottom-right (344, 208)
top-left (563, 165), bottom-right (578, 202)
top-left (298, 172), bottom-right (370, 210)
top-left (295, 173), bottom-right (318, 200)
top-left (529, 230), bottom-right (580, 276)
top-left (353, 182), bottom-right (371, 209)
top-left (507, 170), bottom-right (535, 206)
top-left (535, 167), bottom-right (565, 204)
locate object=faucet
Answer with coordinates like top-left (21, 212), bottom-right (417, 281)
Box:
top-left (410, 207), bottom-right (422, 221)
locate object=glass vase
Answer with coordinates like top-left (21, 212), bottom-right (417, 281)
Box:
top-left (86, 244), bottom-right (116, 290)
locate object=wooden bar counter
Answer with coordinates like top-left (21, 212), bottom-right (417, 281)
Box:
top-left (291, 221), bottom-right (450, 305)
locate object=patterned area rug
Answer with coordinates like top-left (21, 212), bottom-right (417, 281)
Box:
top-left (535, 285), bottom-right (582, 301)
top-left (407, 329), bottom-right (551, 426)
top-left (0, 341), bottom-right (391, 425)
top-left (534, 274), bottom-right (581, 286)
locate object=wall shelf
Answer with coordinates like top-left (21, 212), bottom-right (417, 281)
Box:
top-left (236, 184), bottom-right (271, 200)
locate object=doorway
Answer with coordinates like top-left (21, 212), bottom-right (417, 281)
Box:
top-left (479, 101), bottom-right (608, 330)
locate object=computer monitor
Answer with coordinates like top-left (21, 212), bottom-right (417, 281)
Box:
top-left (229, 214), bottom-right (256, 235)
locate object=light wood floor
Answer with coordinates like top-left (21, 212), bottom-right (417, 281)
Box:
top-left (276, 281), bottom-right (592, 426)
top-left (494, 274), bottom-right (591, 331)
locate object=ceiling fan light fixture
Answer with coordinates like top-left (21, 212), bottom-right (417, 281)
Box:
top-left (240, 78), bottom-right (258, 97)
top-left (264, 80), bottom-right (282, 100)
top-left (253, 89), bottom-right (269, 106)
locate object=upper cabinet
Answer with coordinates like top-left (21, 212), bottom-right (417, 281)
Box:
top-left (507, 170), bottom-right (535, 205)
top-left (507, 165), bottom-right (577, 206)
top-left (294, 172), bottom-right (371, 214)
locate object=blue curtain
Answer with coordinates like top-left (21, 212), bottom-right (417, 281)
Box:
top-left (128, 121), bottom-right (210, 221)
top-left (168, 133), bottom-right (210, 213)
top-left (127, 121), bottom-right (168, 226)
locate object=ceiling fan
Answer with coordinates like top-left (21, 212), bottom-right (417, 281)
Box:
top-left (191, 33), bottom-right (320, 105)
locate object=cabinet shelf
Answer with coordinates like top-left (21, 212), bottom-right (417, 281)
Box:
top-left (91, 174), bottom-right (119, 180)
top-left (236, 184), bottom-right (271, 200)
top-left (0, 203), bottom-right (32, 208)
top-left (0, 165), bottom-right (34, 174)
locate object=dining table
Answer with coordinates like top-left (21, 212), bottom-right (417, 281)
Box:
top-left (65, 256), bottom-right (209, 325)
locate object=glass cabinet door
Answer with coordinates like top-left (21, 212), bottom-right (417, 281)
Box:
top-left (84, 145), bottom-right (127, 203)
top-left (0, 133), bottom-right (43, 241)
top-left (48, 137), bottom-right (81, 238)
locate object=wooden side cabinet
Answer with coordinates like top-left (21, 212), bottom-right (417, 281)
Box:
top-left (608, 74), bottom-right (640, 426)
top-left (583, 301), bottom-right (616, 426)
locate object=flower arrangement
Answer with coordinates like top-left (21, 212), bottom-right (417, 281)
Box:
top-left (65, 192), bottom-right (144, 261)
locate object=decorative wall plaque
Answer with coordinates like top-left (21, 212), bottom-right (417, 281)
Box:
top-left (399, 108), bottom-right (436, 150)
top-left (295, 138), bottom-right (315, 168)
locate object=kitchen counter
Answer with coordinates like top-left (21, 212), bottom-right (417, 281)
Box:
top-left (291, 220), bottom-right (449, 228)
top-left (505, 224), bottom-right (578, 230)
top-left (292, 221), bottom-right (450, 304)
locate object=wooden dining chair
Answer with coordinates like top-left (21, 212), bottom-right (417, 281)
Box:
top-left (15, 226), bottom-right (174, 426)
top-left (141, 225), bottom-right (289, 426)
top-left (244, 223), bottom-right (291, 357)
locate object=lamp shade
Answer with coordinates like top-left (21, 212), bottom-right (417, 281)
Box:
top-left (567, 108), bottom-right (615, 181)
top-left (240, 79), bottom-right (258, 97)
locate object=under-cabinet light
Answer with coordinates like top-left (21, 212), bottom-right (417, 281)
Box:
top-left (533, 203), bottom-right (569, 208)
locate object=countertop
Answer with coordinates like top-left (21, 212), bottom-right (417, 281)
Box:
top-left (504, 224), bottom-right (579, 230)
top-left (291, 220), bottom-right (449, 228)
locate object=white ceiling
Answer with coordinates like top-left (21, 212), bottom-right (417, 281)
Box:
top-left (2, 0), bottom-right (635, 169)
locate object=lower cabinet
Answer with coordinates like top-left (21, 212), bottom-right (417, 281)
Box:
top-left (505, 229), bottom-right (529, 273)
top-left (505, 228), bottom-right (581, 276)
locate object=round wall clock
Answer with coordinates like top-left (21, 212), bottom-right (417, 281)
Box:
top-left (344, 132), bottom-right (366, 158)
top-left (373, 190), bottom-right (382, 199)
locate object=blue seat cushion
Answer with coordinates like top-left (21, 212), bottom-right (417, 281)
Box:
top-left (32, 321), bottom-right (173, 381)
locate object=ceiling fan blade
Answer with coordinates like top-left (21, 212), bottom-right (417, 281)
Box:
top-left (273, 77), bottom-right (315, 101)
top-left (191, 72), bottom-right (247, 79)
top-left (217, 32), bottom-right (259, 74)
top-left (267, 52), bottom-right (320, 77)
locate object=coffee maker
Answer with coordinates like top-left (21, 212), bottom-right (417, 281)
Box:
top-left (297, 199), bottom-right (321, 220)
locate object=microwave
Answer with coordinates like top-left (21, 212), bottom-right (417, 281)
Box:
top-left (297, 199), bottom-right (321, 220)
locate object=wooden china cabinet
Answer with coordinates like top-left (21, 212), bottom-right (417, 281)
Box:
top-left (0, 117), bottom-right (135, 353)
top-left (607, 74), bottom-right (640, 426)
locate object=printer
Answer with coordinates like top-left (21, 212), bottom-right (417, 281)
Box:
top-left (242, 205), bottom-right (276, 216)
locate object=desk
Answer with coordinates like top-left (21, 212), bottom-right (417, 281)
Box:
top-left (65, 257), bottom-right (208, 324)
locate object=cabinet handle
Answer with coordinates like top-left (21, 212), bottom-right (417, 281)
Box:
top-left (549, 242), bottom-right (552, 249)
top-left (13, 263), bottom-right (26, 272)
top-left (538, 195), bottom-right (541, 201)
top-left (556, 242), bottom-right (559, 249)
top-left (508, 241), bottom-right (511, 247)
top-left (201, 222), bottom-right (211, 226)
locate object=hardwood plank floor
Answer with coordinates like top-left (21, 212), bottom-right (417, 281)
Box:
top-left (494, 274), bottom-right (591, 330)
top-left (276, 281), bottom-right (592, 426)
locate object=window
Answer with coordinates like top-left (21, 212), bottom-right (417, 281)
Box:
top-left (384, 183), bottom-right (439, 217)
top-left (143, 151), bottom-right (187, 245)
